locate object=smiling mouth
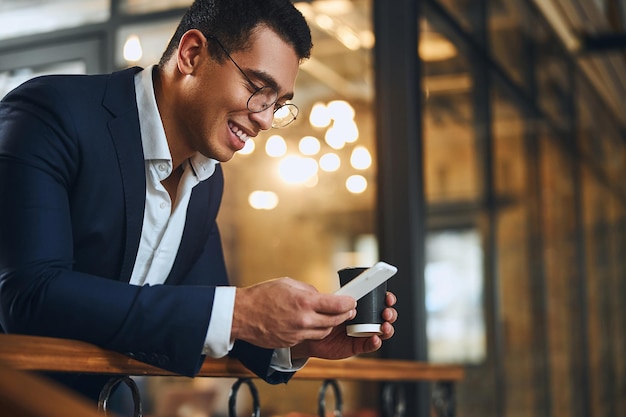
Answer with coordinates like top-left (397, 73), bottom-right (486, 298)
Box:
top-left (229, 122), bottom-right (253, 143)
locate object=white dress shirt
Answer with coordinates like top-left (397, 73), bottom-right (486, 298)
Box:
top-left (130, 66), bottom-right (303, 371)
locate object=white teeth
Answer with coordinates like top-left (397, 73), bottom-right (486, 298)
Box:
top-left (229, 123), bottom-right (250, 143)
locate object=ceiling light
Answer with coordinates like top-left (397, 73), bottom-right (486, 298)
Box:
top-left (337, 25), bottom-right (361, 50)
top-left (350, 146), bottom-right (372, 170)
top-left (299, 136), bottom-right (321, 155)
top-left (320, 153), bottom-right (341, 172)
top-left (325, 126), bottom-right (346, 150)
top-left (346, 175), bottom-right (367, 193)
top-left (312, 0), bottom-right (354, 16)
top-left (249, 191), bottom-right (279, 210)
top-left (315, 14), bottom-right (334, 30)
top-left (278, 156), bottom-right (319, 184)
top-left (123, 35), bottom-right (143, 62)
top-left (334, 120), bottom-right (359, 143)
top-left (309, 102), bottom-right (331, 128)
top-left (265, 135), bottom-right (287, 157)
top-left (327, 100), bottom-right (355, 120)
top-left (419, 32), bottom-right (457, 61)
top-left (359, 30), bottom-right (375, 49)
top-left (319, 153), bottom-right (341, 172)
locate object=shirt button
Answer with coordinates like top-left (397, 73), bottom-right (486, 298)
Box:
top-left (158, 163), bottom-right (167, 172)
top-left (159, 201), bottom-right (169, 209)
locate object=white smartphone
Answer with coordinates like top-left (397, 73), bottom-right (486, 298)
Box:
top-left (334, 261), bottom-right (397, 301)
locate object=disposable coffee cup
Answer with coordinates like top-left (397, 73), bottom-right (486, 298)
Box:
top-left (338, 267), bottom-right (387, 337)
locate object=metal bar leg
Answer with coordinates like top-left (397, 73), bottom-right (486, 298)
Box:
top-left (228, 378), bottom-right (260, 417)
top-left (98, 376), bottom-right (143, 417)
top-left (432, 381), bottom-right (455, 417)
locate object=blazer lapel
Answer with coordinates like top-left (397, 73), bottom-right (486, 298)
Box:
top-left (102, 67), bottom-right (146, 282)
top-left (166, 165), bottom-right (224, 285)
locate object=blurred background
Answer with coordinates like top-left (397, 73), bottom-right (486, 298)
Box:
top-left (0, 1), bottom-right (624, 417)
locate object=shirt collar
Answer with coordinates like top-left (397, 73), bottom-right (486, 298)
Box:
top-left (135, 65), bottom-right (217, 181)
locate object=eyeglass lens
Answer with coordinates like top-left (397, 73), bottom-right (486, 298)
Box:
top-left (247, 86), bottom-right (277, 112)
top-left (272, 104), bottom-right (298, 128)
top-left (248, 88), bottom-right (298, 128)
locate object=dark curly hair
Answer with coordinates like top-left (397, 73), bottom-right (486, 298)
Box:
top-left (158, 0), bottom-right (312, 67)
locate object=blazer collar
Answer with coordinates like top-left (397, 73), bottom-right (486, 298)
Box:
top-left (103, 66), bottom-right (143, 116)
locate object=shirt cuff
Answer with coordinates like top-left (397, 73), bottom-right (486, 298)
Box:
top-left (201, 286), bottom-right (235, 357)
top-left (269, 348), bottom-right (309, 373)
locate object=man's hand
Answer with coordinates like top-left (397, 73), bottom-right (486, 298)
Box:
top-left (231, 278), bottom-right (357, 349)
top-left (291, 291), bottom-right (398, 360)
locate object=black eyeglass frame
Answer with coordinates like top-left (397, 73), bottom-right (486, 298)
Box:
top-left (208, 36), bottom-right (299, 128)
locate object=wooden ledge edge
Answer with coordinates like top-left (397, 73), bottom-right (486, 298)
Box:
top-left (0, 334), bottom-right (463, 382)
top-left (0, 361), bottom-right (106, 417)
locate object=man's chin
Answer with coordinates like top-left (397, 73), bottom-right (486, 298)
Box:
top-left (217, 150), bottom-right (236, 162)
top-left (202, 147), bottom-right (235, 163)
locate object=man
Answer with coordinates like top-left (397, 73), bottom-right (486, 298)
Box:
top-left (0, 0), bottom-right (397, 401)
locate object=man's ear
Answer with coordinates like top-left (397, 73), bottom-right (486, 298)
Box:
top-left (176, 29), bottom-right (207, 75)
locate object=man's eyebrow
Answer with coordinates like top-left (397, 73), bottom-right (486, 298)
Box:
top-left (247, 68), bottom-right (294, 101)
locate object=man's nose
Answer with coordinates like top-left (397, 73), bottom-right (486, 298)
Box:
top-left (250, 107), bottom-right (274, 130)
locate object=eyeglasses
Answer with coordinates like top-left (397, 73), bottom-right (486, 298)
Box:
top-left (209, 37), bottom-right (298, 128)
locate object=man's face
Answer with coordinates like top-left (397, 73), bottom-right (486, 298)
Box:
top-left (175, 26), bottom-right (300, 162)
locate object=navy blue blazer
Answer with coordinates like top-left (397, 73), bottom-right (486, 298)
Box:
top-left (0, 67), bottom-right (292, 388)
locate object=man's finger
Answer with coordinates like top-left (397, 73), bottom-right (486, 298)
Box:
top-left (312, 293), bottom-right (357, 314)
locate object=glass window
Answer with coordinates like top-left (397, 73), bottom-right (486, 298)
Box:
top-left (581, 167), bottom-right (618, 417)
top-left (488, 0), bottom-right (528, 87)
top-left (422, 28), bottom-right (477, 203)
top-left (492, 81), bottom-right (540, 415)
top-left (492, 86), bottom-right (527, 198)
top-left (421, 16), bottom-right (486, 365)
top-left (577, 74), bottom-right (626, 191)
top-left (116, 20), bottom-right (180, 69)
top-left (425, 228), bottom-right (485, 363)
top-left (579, 74), bottom-right (626, 417)
top-left (0, 37), bottom-right (102, 96)
top-left (0, 0), bottom-right (109, 41)
top-left (541, 134), bottom-right (578, 417)
top-left (436, 0), bottom-right (482, 32)
top-left (535, 23), bottom-right (570, 131)
top-left (606, 195), bottom-right (626, 417)
top-left (0, 61), bottom-right (86, 99)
